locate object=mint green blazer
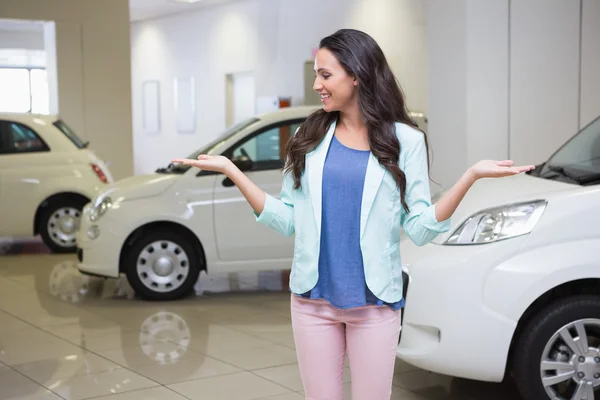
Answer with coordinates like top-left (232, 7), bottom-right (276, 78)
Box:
top-left (255, 118), bottom-right (450, 303)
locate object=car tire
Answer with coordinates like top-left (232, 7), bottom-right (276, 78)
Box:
top-left (39, 197), bottom-right (88, 253)
top-left (125, 230), bottom-right (201, 301)
top-left (512, 295), bottom-right (600, 400)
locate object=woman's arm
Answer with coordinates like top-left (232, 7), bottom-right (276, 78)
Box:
top-left (434, 169), bottom-right (477, 222)
top-left (172, 154), bottom-right (296, 236)
top-left (435, 160), bottom-right (535, 222)
top-left (225, 163), bottom-right (267, 215)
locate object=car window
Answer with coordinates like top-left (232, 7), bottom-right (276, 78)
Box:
top-left (229, 120), bottom-right (304, 170)
top-left (0, 121), bottom-right (49, 154)
top-left (54, 119), bottom-right (88, 149)
top-left (162, 118), bottom-right (260, 174)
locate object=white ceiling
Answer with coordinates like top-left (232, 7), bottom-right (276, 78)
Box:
top-left (129, 0), bottom-right (243, 22)
top-left (0, 0), bottom-right (242, 32)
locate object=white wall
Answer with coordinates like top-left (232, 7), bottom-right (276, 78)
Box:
top-left (0, 0), bottom-right (134, 180)
top-left (130, 0), bottom-right (428, 175)
top-left (428, 0), bottom-right (600, 189)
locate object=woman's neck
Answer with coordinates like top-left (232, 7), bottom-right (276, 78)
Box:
top-left (338, 102), bottom-right (366, 134)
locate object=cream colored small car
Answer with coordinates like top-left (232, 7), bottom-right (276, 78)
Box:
top-left (0, 113), bottom-right (113, 253)
top-left (76, 106), bottom-right (318, 300)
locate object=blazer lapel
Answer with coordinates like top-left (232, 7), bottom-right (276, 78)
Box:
top-left (306, 118), bottom-right (336, 237)
top-left (360, 152), bottom-right (386, 239)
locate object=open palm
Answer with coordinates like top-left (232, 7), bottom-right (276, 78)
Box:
top-left (471, 160), bottom-right (535, 179)
top-left (172, 154), bottom-right (232, 174)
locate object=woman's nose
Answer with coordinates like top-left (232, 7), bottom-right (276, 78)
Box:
top-left (313, 78), bottom-right (322, 91)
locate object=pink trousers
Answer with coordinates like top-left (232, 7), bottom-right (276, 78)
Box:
top-left (290, 294), bottom-right (402, 400)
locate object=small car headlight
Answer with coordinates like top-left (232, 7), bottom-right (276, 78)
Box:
top-left (89, 196), bottom-right (112, 222)
top-left (445, 200), bottom-right (547, 245)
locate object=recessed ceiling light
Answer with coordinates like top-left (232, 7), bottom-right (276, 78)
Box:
top-left (172, 0), bottom-right (202, 3)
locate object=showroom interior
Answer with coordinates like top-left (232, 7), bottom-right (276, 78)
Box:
top-left (1, 0), bottom-right (600, 399)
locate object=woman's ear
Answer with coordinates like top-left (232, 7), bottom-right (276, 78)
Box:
top-left (353, 77), bottom-right (359, 87)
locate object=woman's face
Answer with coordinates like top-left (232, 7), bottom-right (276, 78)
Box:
top-left (313, 48), bottom-right (358, 113)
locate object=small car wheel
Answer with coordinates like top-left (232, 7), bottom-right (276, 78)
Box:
top-left (125, 231), bottom-right (200, 301)
top-left (512, 295), bottom-right (600, 400)
top-left (39, 197), bottom-right (88, 253)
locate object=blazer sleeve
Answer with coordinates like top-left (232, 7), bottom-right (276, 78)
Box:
top-left (254, 170), bottom-right (295, 237)
top-left (400, 133), bottom-right (451, 246)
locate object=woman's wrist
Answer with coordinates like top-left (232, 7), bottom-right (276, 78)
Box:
top-left (223, 160), bottom-right (237, 177)
top-left (464, 166), bottom-right (479, 184)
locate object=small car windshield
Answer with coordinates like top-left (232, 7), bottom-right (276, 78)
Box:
top-left (53, 119), bottom-right (89, 149)
top-left (158, 117), bottom-right (260, 174)
top-left (539, 115), bottom-right (600, 185)
top-left (185, 117), bottom-right (260, 159)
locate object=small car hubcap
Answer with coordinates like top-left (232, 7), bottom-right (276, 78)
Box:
top-left (137, 240), bottom-right (190, 293)
top-left (47, 207), bottom-right (81, 247)
top-left (541, 319), bottom-right (600, 399)
top-left (139, 311), bottom-right (190, 363)
top-left (153, 257), bottom-right (174, 277)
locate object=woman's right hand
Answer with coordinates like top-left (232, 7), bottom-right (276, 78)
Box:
top-left (174, 154), bottom-right (266, 215)
top-left (172, 155), bottom-right (234, 175)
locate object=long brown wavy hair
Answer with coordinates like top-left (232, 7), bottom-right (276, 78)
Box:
top-left (284, 29), bottom-right (429, 213)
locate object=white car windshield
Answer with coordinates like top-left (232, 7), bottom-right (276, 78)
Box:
top-left (185, 117), bottom-right (260, 159)
top-left (539, 115), bottom-right (600, 185)
top-left (156, 117), bottom-right (260, 174)
top-left (54, 119), bottom-right (89, 149)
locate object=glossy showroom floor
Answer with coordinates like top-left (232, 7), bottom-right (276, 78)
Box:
top-left (0, 238), bottom-right (522, 400)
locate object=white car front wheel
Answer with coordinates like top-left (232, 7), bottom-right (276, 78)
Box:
top-left (125, 231), bottom-right (201, 301)
top-left (39, 197), bottom-right (87, 253)
top-left (513, 296), bottom-right (600, 400)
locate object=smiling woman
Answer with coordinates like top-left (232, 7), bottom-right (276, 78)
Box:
top-left (170, 28), bottom-right (535, 400)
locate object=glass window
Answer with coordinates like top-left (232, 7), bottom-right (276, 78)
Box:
top-left (54, 119), bottom-right (88, 149)
top-left (0, 68), bottom-right (50, 114)
top-left (0, 122), bottom-right (49, 153)
top-left (538, 115), bottom-right (600, 185)
top-left (230, 120), bottom-right (303, 167)
top-left (168, 118), bottom-right (260, 174)
top-left (30, 69), bottom-right (50, 115)
top-left (0, 69), bottom-right (31, 113)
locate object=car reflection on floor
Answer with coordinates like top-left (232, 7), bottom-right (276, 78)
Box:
top-left (0, 237), bottom-right (523, 400)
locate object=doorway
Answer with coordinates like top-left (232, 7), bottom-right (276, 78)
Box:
top-left (225, 71), bottom-right (256, 127)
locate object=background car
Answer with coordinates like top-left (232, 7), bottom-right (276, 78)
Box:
top-left (76, 106), bottom-right (319, 300)
top-left (396, 113), bottom-right (600, 400)
top-left (0, 113), bottom-right (113, 253)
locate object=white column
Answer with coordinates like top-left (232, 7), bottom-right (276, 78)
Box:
top-left (43, 21), bottom-right (58, 115)
top-left (428, 0), bottom-right (510, 190)
top-left (509, 0), bottom-right (581, 166)
top-left (581, 0), bottom-right (600, 128)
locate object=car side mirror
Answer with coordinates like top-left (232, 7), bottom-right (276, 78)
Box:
top-left (232, 155), bottom-right (253, 172)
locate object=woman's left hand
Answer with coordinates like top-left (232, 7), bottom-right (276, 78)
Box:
top-left (469, 160), bottom-right (536, 180)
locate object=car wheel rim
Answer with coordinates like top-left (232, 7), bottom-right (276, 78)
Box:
top-left (47, 207), bottom-right (81, 247)
top-left (136, 240), bottom-right (190, 293)
top-left (139, 311), bottom-right (190, 363)
top-left (540, 318), bottom-right (600, 400)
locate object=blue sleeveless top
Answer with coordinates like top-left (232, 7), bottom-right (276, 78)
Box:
top-left (299, 135), bottom-right (404, 310)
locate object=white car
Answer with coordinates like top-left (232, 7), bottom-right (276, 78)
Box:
top-left (76, 106), bottom-right (318, 300)
top-left (396, 114), bottom-right (600, 400)
top-left (0, 113), bottom-right (113, 253)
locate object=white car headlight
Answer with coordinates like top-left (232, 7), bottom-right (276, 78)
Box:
top-left (445, 200), bottom-right (547, 245)
top-left (89, 196), bottom-right (112, 222)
